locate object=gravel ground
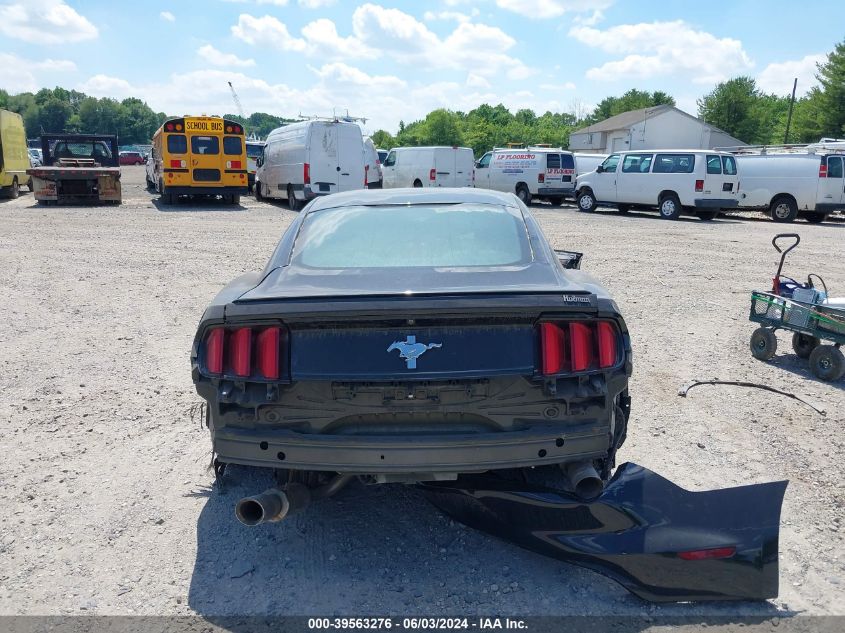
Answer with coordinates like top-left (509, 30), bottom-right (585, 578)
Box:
top-left (0, 166), bottom-right (842, 618)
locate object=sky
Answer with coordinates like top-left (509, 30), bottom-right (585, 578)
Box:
top-left (1, 0), bottom-right (843, 135)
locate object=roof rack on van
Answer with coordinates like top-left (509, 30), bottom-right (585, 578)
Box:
top-left (716, 143), bottom-right (845, 155)
top-left (296, 111), bottom-right (368, 124)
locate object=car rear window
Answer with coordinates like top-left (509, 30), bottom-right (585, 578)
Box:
top-left (246, 143), bottom-right (264, 158)
top-left (167, 134), bottom-right (187, 154)
top-left (191, 136), bottom-right (219, 155)
top-left (292, 204), bottom-right (531, 268)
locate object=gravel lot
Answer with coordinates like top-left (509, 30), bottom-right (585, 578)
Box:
top-left (0, 166), bottom-right (843, 619)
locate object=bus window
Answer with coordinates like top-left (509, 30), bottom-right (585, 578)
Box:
top-left (191, 136), bottom-right (219, 155)
top-left (224, 136), bottom-right (243, 155)
top-left (167, 135), bottom-right (187, 154)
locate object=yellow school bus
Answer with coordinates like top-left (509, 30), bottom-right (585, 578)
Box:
top-left (148, 116), bottom-right (248, 204)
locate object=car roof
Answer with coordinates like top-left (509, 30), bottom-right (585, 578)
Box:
top-left (304, 187), bottom-right (519, 212)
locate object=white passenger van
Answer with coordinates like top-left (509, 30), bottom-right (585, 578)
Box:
top-left (474, 147), bottom-right (576, 205)
top-left (363, 136), bottom-right (382, 189)
top-left (574, 153), bottom-right (607, 177)
top-left (382, 146), bottom-right (474, 189)
top-left (728, 144), bottom-right (845, 223)
top-left (255, 120), bottom-right (365, 209)
top-left (575, 150), bottom-right (739, 220)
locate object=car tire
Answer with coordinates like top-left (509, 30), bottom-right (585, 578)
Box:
top-left (792, 332), bottom-right (820, 359)
top-left (808, 345), bottom-right (845, 382)
top-left (255, 183), bottom-right (264, 201)
top-left (658, 193), bottom-right (681, 220)
top-left (696, 210), bottom-right (719, 221)
top-left (616, 204), bottom-right (630, 214)
top-left (577, 190), bottom-right (596, 213)
top-left (413, 179), bottom-right (423, 188)
top-left (287, 185), bottom-right (300, 211)
top-left (516, 185), bottom-right (531, 206)
top-left (750, 327), bottom-right (777, 361)
top-left (804, 213), bottom-right (827, 224)
top-left (770, 196), bottom-right (798, 223)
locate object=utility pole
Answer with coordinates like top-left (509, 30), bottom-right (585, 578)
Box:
top-left (784, 78), bottom-right (797, 144)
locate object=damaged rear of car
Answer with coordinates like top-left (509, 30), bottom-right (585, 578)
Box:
top-left (192, 189), bottom-right (632, 504)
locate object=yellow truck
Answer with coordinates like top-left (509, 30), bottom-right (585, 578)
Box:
top-left (0, 109), bottom-right (31, 198)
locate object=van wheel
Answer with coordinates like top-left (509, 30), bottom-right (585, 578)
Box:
top-left (255, 183), bottom-right (264, 201)
top-left (577, 190), bottom-right (596, 213)
top-left (287, 185), bottom-right (300, 211)
top-left (547, 196), bottom-right (563, 207)
top-left (516, 185), bottom-right (531, 205)
top-left (696, 210), bottom-right (719, 221)
top-left (658, 193), bottom-right (681, 220)
top-left (770, 196), bottom-right (797, 222)
top-left (805, 213), bottom-right (827, 224)
top-left (413, 179), bottom-right (423, 188)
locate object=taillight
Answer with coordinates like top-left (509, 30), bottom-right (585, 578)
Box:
top-left (538, 173), bottom-right (545, 183)
top-left (229, 160), bottom-right (241, 169)
top-left (429, 168), bottom-right (436, 181)
top-left (202, 326), bottom-right (286, 380)
top-left (229, 328), bottom-right (252, 377)
top-left (205, 328), bottom-right (225, 374)
top-left (170, 159), bottom-right (182, 168)
top-left (304, 162), bottom-right (311, 185)
top-left (819, 161), bottom-right (827, 178)
top-left (166, 123), bottom-right (174, 131)
top-left (256, 328), bottom-right (280, 379)
top-left (364, 164), bottom-right (369, 186)
top-left (695, 179), bottom-right (704, 192)
top-left (538, 320), bottom-right (620, 376)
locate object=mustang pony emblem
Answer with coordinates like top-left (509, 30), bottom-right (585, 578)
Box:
top-left (387, 335), bottom-right (442, 369)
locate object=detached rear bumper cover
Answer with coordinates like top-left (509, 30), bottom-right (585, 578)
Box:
top-left (422, 462), bottom-right (787, 602)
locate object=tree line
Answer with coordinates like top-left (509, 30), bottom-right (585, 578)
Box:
top-left (2, 39), bottom-right (842, 152)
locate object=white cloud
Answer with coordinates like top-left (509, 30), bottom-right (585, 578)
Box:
top-left (757, 54), bottom-right (825, 96)
top-left (231, 14), bottom-right (306, 52)
top-left (197, 44), bottom-right (256, 68)
top-left (78, 74), bottom-right (135, 99)
top-left (159, 11), bottom-right (175, 22)
top-left (0, 53), bottom-right (77, 93)
top-left (0, 0), bottom-right (98, 44)
top-left (351, 4), bottom-right (536, 79)
top-left (496, 0), bottom-right (612, 19)
top-left (301, 18), bottom-right (377, 59)
top-left (298, 0), bottom-right (337, 7)
top-left (466, 73), bottom-right (491, 89)
top-left (573, 9), bottom-right (604, 25)
top-left (570, 21), bottom-right (753, 84)
top-left (540, 81), bottom-right (577, 90)
top-left (256, 0), bottom-right (289, 5)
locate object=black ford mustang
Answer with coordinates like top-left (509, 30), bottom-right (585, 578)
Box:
top-left (192, 188), bottom-right (632, 522)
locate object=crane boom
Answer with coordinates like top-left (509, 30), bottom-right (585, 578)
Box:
top-left (227, 81), bottom-right (245, 124)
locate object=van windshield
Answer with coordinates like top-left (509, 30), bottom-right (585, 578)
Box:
top-left (292, 204), bottom-right (531, 269)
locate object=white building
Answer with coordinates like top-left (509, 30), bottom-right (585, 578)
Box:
top-left (569, 105), bottom-right (746, 154)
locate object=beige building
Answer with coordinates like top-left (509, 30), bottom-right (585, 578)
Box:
top-left (569, 105), bottom-right (746, 154)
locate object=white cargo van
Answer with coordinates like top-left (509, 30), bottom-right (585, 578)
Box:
top-left (574, 153), bottom-right (607, 177)
top-left (474, 147), bottom-right (576, 205)
top-left (382, 146), bottom-right (474, 189)
top-left (575, 150), bottom-right (739, 220)
top-left (731, 145), bottom-right (845, 223)
top-left (255, 120), bottom-right (365, 209)
top-left (245, 140), bottom-right (265, 194)
top-left (363, 136), bottom-right (382, 189)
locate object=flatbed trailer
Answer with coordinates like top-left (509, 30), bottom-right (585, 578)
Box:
top-left (26, 134), bottom-right (121, 205)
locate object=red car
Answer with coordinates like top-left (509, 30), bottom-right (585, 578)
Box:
top-left (119, 151), bottom-right (145, 165)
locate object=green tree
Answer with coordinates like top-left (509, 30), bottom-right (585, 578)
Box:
top-left (697, 77), bottom-right (764, 143)
top-left (371, 129), bottom-right (395, 148)
top-left (814, 39), bottom-right (845, 137)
